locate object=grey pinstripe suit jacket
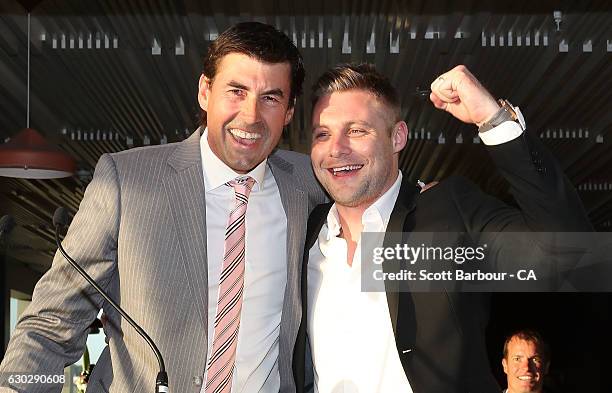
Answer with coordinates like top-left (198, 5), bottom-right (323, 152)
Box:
top-left (0, 129), bottom-right (326, 393)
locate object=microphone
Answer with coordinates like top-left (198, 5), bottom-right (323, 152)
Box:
top-left (52, 207), bottom-right (69, 229)
top-left (0, 215), bottom-right (16, 239)
top-left (53, 207), bottom-right (169, 393)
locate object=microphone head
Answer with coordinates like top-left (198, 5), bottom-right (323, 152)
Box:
top-left (0, 215), bottom-right (16, 235)
top-left (53, 207), bottom-right (70, 228)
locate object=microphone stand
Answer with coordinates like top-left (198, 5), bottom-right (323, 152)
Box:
top-left (54, 217), bottom-right (169, 393)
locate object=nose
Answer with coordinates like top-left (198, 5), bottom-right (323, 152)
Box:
top-left (239, 96), bottom-right (260, 123)
top-left (517, 358), bottom-right (531, 372)
top-left (527, 360), bottom-right (540, 373)
top-left (329, 133), bottom-right (351, 157)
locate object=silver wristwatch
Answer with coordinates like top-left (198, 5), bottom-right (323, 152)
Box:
top-left (478, 99), bottom-right (519, 133)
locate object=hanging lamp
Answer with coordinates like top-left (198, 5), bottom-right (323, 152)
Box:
top-left (0, 13), bottom-right (75, 179)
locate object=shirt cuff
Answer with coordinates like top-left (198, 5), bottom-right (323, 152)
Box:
top-left (479, 106), bottom-right (527, 146)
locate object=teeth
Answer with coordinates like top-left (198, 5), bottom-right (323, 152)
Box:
top-left (229, 129), bottom-right (261, 140)
top-left (518, 376), bottom-right (533, 381)
top-left (332, 165), bottom-right (363, 173)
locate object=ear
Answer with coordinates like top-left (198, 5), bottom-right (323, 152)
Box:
top-left (544, 360), bottom-right (550, 375)
top-left (198, 75), bottom-right (211, 112)
top-left (392, 121), bottom-right (408, 153)
top-left (502, 358), bottom-right (508, 374)
top-left (284, 99), bottom-right (296, 125)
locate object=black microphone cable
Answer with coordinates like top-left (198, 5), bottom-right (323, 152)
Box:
top-left (53, 207), bottom-right (169, 393)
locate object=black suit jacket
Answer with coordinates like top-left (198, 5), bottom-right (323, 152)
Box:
top-left (293, 130), bottom-right (592, 393)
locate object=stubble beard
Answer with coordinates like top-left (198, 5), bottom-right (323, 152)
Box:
top-left (319, 167), bottom-right (391, 208)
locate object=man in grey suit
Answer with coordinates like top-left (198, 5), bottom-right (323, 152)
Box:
top-left (0, 22), bottom-right (325, 393)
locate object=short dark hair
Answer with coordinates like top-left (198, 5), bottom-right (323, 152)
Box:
top-left (202, 21), bottom-right (304, 106)
top-left (311, 63), bottom-right (401, 122)
top-left (503, 329), bottom-right (550, 364)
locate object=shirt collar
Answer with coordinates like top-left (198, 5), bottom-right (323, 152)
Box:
top-left (200, 128), bottom-right (267, 192)
top-left (323, 171), bottom-right (403, 241)
top-left (325, 205), bottom-right (342, 240)
top-left (363, 171), bottom-right (403, 229)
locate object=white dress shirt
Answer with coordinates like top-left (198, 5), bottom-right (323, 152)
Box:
top-left (307, 115), bottom-right (526, 392)
top-left (308, 172), bottom-right (413, 393)
top-left (200, 129), bottom-right (287, 393)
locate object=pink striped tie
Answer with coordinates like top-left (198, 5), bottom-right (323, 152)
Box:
top-left (204, 176), bottom-right (255, 393)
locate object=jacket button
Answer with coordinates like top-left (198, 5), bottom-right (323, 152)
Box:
top-left (193, 376), bottom-right (203, 386)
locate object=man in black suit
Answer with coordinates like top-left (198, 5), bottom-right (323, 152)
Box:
top-left (292, 63), bottom-right (591, 392)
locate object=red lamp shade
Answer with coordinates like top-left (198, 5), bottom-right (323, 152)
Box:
top-left (0, 128), bottom-right (76, 179)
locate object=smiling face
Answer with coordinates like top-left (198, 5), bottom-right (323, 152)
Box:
top-left (198, 53), bottom-right (294, 173)
top-left (310, 89), bottom-right (407, 210)
top-left (502, 338), bottom-right (549, 393)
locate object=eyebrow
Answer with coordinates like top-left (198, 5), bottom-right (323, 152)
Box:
top-left (311, 120), bottom-right (377, 132)
top-left (227, 81), bottom-right (285, 98)
top-left (311, 124), bottom-right (325, 132)
top-left (263, 88), bottom-right (285, 98)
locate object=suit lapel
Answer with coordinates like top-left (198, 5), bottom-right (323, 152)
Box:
top-left (300, 178), bottom-right (419, 338)
top-left (383, 177), bottom-right (419, 337)
top-left (268, 154), bottom-right (308, 285)
top-left (267, 153), bottom-right (309, 374)
top-left (163, 129), bottom-right (209, 331)
top-left (297, 177), bottom-right (419, 388)
top-left (305, 203), bottom-right (332, 251)
top-left (293, 202), bottom-right (332, 392)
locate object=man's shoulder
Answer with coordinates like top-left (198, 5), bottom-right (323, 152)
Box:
top-left (415, 175), bottom-right (480, 200)
top-left (109, 129), bottom-right (200, 164)
top-left (92, 139), bottom-right (191, 182)
top-left (109, 140), bottom-right (182, 162)
top-left (270, 148), bottom-right (311, 169)
top-left (270, 149), bottom-right (328, 205)
top-left (102, 137), bottom-right (198, 174)
top-left (412, 175), bottom-right (486, 219)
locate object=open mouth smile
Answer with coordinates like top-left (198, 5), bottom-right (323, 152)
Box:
top-left (228, 128), bottom-right (262, 145)
top-left (327, 164), bottom-right (364, 176)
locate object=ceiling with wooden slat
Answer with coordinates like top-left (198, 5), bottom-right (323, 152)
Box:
top-left (1, 0), bottom-right (611, 273)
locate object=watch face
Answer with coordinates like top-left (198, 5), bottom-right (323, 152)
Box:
top-left (500, 100), bottom-right (518, 121)
top-left (499, 109), bottom-right (515, 125)
top-left (479, 100), bottom-right (520, 133)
